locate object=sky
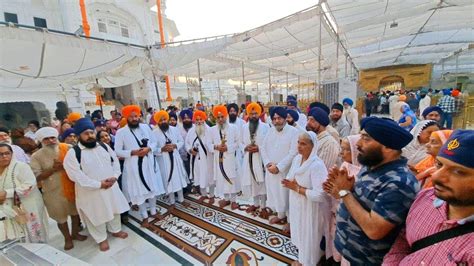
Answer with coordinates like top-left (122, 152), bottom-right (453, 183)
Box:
top-left (163, 0), bottom-right (318, 41)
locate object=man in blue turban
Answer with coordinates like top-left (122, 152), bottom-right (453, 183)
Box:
top-left (324, 116), bottom-right (419, 265)
top-left (342, 98), bottom-right (360, 135)
top-left (286, 109), bottom-right (305, 133)
top-left (286, 95), bottom-right (307, 128)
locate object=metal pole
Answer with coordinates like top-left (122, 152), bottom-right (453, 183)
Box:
top-left (286, 72), bottom-right (289, 100)
top-left (242, 61), bottom-right (246, 95)
top-left (336, 36), bottom-right (339, 79)
top-left (268, 69), bottom-right (272, 103)
top-left (345, 55), bottom-right (348, 78)
top-left (152, 72), bottom-right (163, 110)
top-left (256, 82), bottom-right (259, 102)
top-left (197, 59), bottom-right (203, 102)
top-left (318, 8), bottom-right (322, 99)
top-left (217, 79), bottom-right (221, 103)
top-left (298, 76), bottom-right (301, 100)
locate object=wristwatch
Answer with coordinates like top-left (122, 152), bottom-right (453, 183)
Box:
top-left (338, 190), bottom-right (351, 198)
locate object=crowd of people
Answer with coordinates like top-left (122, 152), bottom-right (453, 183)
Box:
top-left (0, 92), bottom-right (472, 265)
top-left (363, 87), bottom-right (465, 130)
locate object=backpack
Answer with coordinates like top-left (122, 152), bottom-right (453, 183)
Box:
top-left (73, 142), bottom-right (114, 169)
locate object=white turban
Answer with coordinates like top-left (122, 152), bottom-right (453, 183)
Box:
top-left (36, 127), bottom-right (59, 142)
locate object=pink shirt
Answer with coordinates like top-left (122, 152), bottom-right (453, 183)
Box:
top-left (383, 188), bottom-right (474, 265)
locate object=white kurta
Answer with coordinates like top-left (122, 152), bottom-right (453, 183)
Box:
top-left (64, 143), bottom-right (129, 227)
top-left (261, 125), bottom-right (298, 213)
top-left (241, 121), bottom-right (270, 197)
top-left (294, 123), bottom-right (307, 134)
top-left (287, 154), bottom-right (331, 266)
top-left (419, 95), bottom-right (431, 119)
top-left (209, 124), bottom-right (240, 196)
top-left (343, 107), bottom-right (360, 135)
top-left (185, 126), bottom-right (214, 189)
top-left (114, 124), bottom-right (165, 205)
top-left (178, 124), bottom-right (192, 162)
top-left (153, 126), bottom-right (188, 194)
top-left (230, 118), bottom-right (245, 178)
top-left (297, 112), bottom-right (308, 129)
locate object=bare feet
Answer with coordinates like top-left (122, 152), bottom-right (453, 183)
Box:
top-left (230, 202), bottom-right (239, 210)
top-left (151, 213), bottom-right (163, 220)
top-left (218, 200), bottom-right (230, 208)
top-left (246, 205), bottom-right (258, 214)
top-left (64, 239), bottom-right (74, 250)
top-left (99, 240), bottom-right (110, 252)
top-left (282, 223), bottom-right (291, 236)
top-left (112, 231), bottom-right (128, 239)
top-left (208, 197), bottom-right (215, 205)
top-left (269, 216), bottom-right (287, 225)
top-left (72, 234), bottom-right (88, 241)
top-left (141, 218), bottom-right (150, 228)
top-left (259, 207), bottom-right (273, 220)
top-left (197, 196), bottom-right (208, 203)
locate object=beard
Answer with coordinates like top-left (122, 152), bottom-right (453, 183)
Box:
top-left (274, 122), bottom-right (286, 132)
top-left (183, 121), bottom-right (193, 130)
top-left (159, 123), bottom-right (170, 132)
top-left (79, 138), bottom-right (97, 148)
top-left (196, 124), bottom-right (205, 137)
top-left (0, 139), bottom-right (11, 145)
top-left (433, 181), bottom-right (474, 206)
top-left (218, 122), bottom-right (228, 131)
top-left (287, 120), bottom-right (295, 126)
top-left (128, 120), bottom-right (139, 129)
top-left (43, 143), bottom-right (59, 158)
top-left (306, 124), bottom-right (319, 133)
top-left (357, 146), bottom-right (384, 167)
top-left (229, 114), bottom-right (237, 123)
top-left (249, 118), bottom-right (259, 135)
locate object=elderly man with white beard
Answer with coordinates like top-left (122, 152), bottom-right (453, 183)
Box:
top-left (209, 105), bottom-right (240, 210)
top-left (30, 127), bottom-right (87, 250)
top-left (241, 103), bottom-right (270, 216)
top-left (261, 107), bottom-right (298, 225)
top-left (185, 110), bottom-right (215, 204)
top-left (153, 111), bottom-right (189, 208)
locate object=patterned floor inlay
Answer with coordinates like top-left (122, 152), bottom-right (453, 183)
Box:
top-left (154, 214), bottom-right (227, 257)
top-left (128, 194), bottom-right (297, 265)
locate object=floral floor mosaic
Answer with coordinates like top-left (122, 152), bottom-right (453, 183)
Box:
top-left (128, 193), bottom-right (297, 265)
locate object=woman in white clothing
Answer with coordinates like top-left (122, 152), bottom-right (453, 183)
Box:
top-left (282, 132), bottom-right (331, 266)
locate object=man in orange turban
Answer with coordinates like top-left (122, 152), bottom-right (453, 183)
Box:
top-left (152, 110), bottom-right (189, 208)
top-left (210, 105), bottom-right (240, 209)
top-left (67, 112), bottom-right (82, 125)
top-left (186, 110), bottom-right (215, 204)
top-left (242, 102), bottom-right (270, 217)
top-left (114, 105), bottom-right (165, 227)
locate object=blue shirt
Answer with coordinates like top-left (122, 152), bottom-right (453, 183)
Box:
top-left (335, 158), bottom-right (420, 265)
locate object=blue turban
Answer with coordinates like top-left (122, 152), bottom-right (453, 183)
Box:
top-left (61, 128), bottom-right (75, 139)
top-left (342, 98), bottom-right (354, 106)
top-left (270, 106), bottom-right (287, 119)
top-left (169, 111), bottom-right (178, 120)
top-left (94, 119), bottom-right (106, 127)
top-left (361, 117), bottom-right (413, 150)
top-left (227, 103), bottom-right (239, 113)
top-left (179, 109), bottom-right (193, 120)
top-left (438, 129), bottom-right (474, 168)
top-left (332, 103), bottom-right (344, 112)
top-left (308, 102), bottom-right (330, 115)
top-left (287, 95), bottom-right (297, 102)
top-left (442, 88), bottom-right (451, 95)
top-left (286, 109), bottom-right (299, 121)
top-left (287, 100), bottom-right (297, 107)
top-left (308, 107), bottom-right (330, 127)
top-left (74, 118), bottom-right (95, 135)
top-left (422, 106), bottom-right (443, 118)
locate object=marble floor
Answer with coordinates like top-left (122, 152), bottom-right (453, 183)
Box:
top-left (44, 193), bottom-right (296, 265)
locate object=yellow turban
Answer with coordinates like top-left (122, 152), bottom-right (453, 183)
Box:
top-left (213, 105), bottom-right (228, 118)
top-left (246, 102), bottom-right (262, 116)
top-left (122, 105), bottom-right (141, 119)
top-left (67, 112), bottom-right (82, 123)
top-left (153, 110), bottom-right (169, 122)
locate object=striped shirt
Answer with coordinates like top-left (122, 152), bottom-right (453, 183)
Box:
top-left (383, 188), bottom-right (474, 265)
top-left (437, 95), bottom-right (455, 113)
top-left (316, 130), bottom-right (340, 170)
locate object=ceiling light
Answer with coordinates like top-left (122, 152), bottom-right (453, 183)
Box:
top-left (390, 21), bottom-right (398, 28)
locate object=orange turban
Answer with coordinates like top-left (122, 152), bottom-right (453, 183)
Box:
top-left (398, 95), bottom-right (407, 102)
top-left (193, 110), bottom-right (207, 121)
top-left (431, 130), bottom-right (453, 144)
top-left (122, 105), bottom-right (141, 118)
top-left (67, 112), bottom-right (82, 123)
top-left (153, 110), bottom-right (169, 122)
top-left (213, 105), bottom-right (228, 118)
top-left (246, 102), bottom-right (262, 116)
top-left (451, 90), bottom-right (460, 97)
